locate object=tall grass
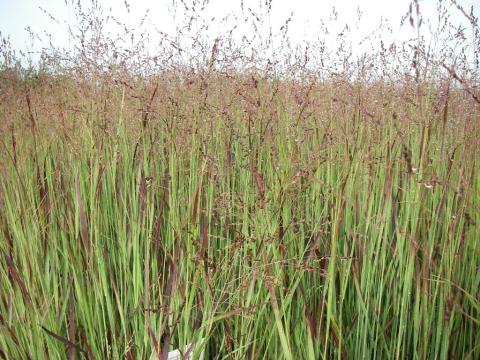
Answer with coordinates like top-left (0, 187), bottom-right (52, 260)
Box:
top-left (1, 0), bottom-right (479, 359)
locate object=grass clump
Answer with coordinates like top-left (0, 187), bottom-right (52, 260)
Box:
top-left (0, 0), bottom-right (479, 358)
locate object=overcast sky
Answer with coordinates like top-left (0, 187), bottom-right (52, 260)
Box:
top-left (0, 0), bottom-right (478, 62)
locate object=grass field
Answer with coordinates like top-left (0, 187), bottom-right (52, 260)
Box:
top-left (0, 1), bottom-right (479, 359)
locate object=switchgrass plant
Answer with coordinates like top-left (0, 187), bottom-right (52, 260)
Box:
top-left (1, 0), bottom-right (480, 359)
top-left (1, 77), bottom-right (479, 359)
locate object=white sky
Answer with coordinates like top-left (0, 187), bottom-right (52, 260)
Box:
top-left (0, 0), bottom-right (478, 62)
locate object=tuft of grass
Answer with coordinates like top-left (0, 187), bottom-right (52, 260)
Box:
top-left (1, 75), bottom-right (478, 358)
top-left (0, 0), bottom-right (479, 358)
